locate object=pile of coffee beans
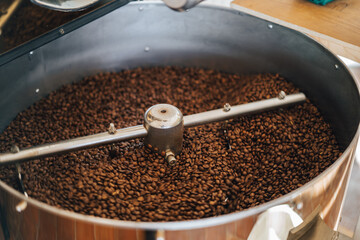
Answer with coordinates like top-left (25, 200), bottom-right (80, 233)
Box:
top-left (0, 67), bottom-right (342, 221)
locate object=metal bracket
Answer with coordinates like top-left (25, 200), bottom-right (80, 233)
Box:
top-left (287, 207), bottom-right (352, 240)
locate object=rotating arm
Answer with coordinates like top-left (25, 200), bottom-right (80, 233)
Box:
top-left (0, 93), bottom-right (306, 165)
top-left (0, 125), bottom-right (147, 165)
top-left (183, 92), bottom-right (306, 127)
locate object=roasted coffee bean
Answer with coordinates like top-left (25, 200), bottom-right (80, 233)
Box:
top-left (0, 67), bottom-right (342, 222)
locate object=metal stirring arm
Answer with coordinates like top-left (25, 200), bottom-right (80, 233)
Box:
top-left (0, 92), bottom-right (306, 165)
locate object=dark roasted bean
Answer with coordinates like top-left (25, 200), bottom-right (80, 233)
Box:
top-left (0, 67), bottom-right (342, 222)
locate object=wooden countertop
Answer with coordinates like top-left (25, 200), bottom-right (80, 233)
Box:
top-left (231, 0), bottom-right (360, 62)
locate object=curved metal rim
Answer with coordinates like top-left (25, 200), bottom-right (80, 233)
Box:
top-left (1, 130), bottom-right (359, 230)
top-left (0, 1), bottom-right (360, 231)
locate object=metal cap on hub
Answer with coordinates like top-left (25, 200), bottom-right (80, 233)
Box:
top-left (144, 104), bottom-right (184, 161)
top-left (145, 104), bottom-right (183, 129)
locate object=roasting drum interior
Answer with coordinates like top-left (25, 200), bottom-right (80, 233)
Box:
top-left (0, 3), bottom-right (359, 167)
top-left (0, 3), bottom-right (359, 237)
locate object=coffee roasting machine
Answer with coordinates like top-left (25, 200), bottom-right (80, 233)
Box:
top-left (0, 0), bottom-right (359, 239)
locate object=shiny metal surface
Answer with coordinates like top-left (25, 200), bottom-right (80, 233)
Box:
top-left (30, 0), bottom-right (203, 12)
top-left (183, 92), bottom-right (306, 127)
top-left (163, 0), bottom-right (204, 11)
top-left (144, 104), bottom-right (184, 155)
top-left (337, 56), bottom-right (360, 239)
top-left (0, 2), bottom-right (359, 240)
top-left (0, 125), bottom-right (147, 165)
top-left (0, 94), bottom-right (305, 165)
top-left (30, 0), bottom-right (103, 12)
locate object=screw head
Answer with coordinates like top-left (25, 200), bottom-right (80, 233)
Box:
top-left (223, 103), bottom-right (231, 112)
top-left (278, 91), bottom-right (286, 100)
top-left (11, 145), bottom-right (20, 153)
top-left (165, 150), bottom-right (177, 166)
top-left (28, 51), bottom-right (34, 60)
top-left (108, 123), bottom-right (116, 134)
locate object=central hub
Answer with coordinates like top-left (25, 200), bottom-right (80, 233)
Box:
top-left (145, 104), bottom-right (182, 129)
top-left (144, 104), bottom-right (184, 158)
